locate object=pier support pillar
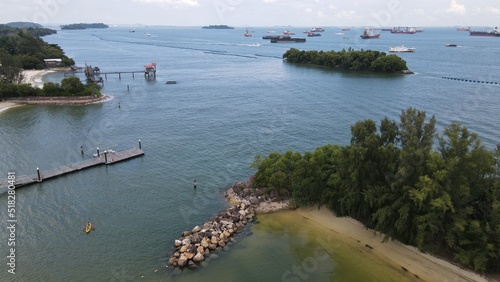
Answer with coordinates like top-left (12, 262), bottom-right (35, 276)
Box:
top-left (139, 139), bottom-right (142, 150)
top-left (104, 151), bottom-right (108, 164)
top-left (97, 147), bottom-right (100, 157)
top-left (37, 167), bottom-right (41, 182)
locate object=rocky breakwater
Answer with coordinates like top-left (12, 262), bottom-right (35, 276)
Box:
top-left (167, 181), bottom-right (290, 271)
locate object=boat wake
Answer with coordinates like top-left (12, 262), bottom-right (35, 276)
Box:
top-left (92, 35), bottom-right (271, 60)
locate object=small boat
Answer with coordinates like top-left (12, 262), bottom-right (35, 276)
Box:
top-left (334, 32), bottom-right (344, 35)
top-left (283, 30), bottom-right (295, 35)
top-left (307, 32), bottom-right (321, 37)
top-left (341, 28), bottom-right (350, 31)
top-left (310, 27), bottom-right (325, 32)
top-left (389, 45), bottom-right (416, 52)
top-left (244, 28), bottom-right (252, 37)
top-left (84, 222), bottom-right (94, 234)
top-left (446, 44), bottom-right (457, 47)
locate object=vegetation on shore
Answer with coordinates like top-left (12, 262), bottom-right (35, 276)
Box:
top-left (0, 25), bottom-right (100, 99)
top-left (60, 23), bottom-right (109, 30)
top-left (283, 48), bottom-right (409, 73)
top-left (0, 76), bottom-right (102, 99)
top-left (0, 25), bottom-right (74, 76)
top-left (251, 108), bottom-right (500, 273)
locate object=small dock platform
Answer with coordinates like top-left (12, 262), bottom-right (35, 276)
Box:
top-left (0, 146), bottom-right (144, 191)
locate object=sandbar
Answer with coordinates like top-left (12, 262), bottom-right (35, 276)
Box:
top-left (296, 206), bottom-right (491, 282)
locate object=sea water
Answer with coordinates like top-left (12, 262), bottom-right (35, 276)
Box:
top-left (0, 26), bottom-right (499, 281)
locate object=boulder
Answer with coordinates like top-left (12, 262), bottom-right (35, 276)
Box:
top-left (201, 238), bottom-right (209, 248)
top-left (223, 230), bottom-right (230, 238)
top-left (197, 246), bottom-right (205, 254)
top-left (249, 196), bottom-right (260, 205)
top-left (208, 243), bottom-right (217, 250)
top-left (186, 252), bottom-right (195, 260)
top-left (182, 230), bottom-right (192, 237)
top-left (211, 236), bottom-right (218, 244)
top-left (182, 238), bottom-right (191, 245)
top-left (191, 234), bottom-right (201, 244)
top-left (188, 260), bottom-right (198, 270)
top-left (187, 245), bottom-right (197, 254)
top-left (179, 245), bottom-right (189, 253)
top-left (193, 252), bottom-right (205, 262)
top-left (167, 257), bottom-right (177, 266)
top-left (177, 254), bottom-right (188, 267)
top-left (218, 240), bottom-right (226, 247)
top-left (192, 225), bottom-right (202, 233)
top-left (174, 240), bottom-right (182, 247)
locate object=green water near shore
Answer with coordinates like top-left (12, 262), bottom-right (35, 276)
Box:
top-left (167, 210), bottom-right (417, 282)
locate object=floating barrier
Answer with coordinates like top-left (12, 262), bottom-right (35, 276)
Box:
top-left (442, 77), bottom-right (500, 85)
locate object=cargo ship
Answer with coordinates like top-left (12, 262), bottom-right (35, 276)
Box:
top-left (360, 28), bottom-right (380, 39)
top-left (270, 36), bottom-right (306, 43)
top-left (390, 27), bottom-right (416, 34)
top-left (469, 27), bottom-right (500, 36)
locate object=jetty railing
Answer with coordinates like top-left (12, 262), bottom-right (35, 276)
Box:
top-left (0, 141), bottom-right (144, 192)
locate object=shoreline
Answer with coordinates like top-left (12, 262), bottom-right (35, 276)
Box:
top-left (5, 95), bottom-right (113, 106)
top-left (296, 206), bottom-right (491, 282)
top-left (0, 69), bottom-right (112, 112)
top-left (22, 68), bottom-right (60, 88)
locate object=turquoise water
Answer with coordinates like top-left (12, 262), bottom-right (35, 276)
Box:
top-left (0, 27), bottom-right (499, 281)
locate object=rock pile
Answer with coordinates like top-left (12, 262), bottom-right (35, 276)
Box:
top-left (167, 200), bottom-right (256, 270)
top-left (167, 181), bottom-right (290, 271)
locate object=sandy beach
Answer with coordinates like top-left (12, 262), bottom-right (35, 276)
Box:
top-left (296, 206), bottom-right (491, 282)
top-left (0, 69), bottom-right (112, 110)
top-left (22, 69), bottom-right (56, 88)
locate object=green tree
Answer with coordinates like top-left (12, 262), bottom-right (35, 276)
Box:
top-left (61, 76), bottom-right (85, 96)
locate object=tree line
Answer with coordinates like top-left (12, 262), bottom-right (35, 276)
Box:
top-left (0, 76), bottom-right (102, 98)
top-left (0, 25), bottom-right (100, 98)
top-left (0, 25), bottom-right (75, 84)
top-left (283, 47), bottom-right (409, 73)
top-left (251, 108), bottom-right (500, 272)
top-left (60, 23), bottom-right (109, 30)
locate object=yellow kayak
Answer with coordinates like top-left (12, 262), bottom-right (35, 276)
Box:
top-left (85, 223), bottom-right (92, 234)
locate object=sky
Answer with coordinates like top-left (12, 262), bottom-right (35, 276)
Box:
top-left (1, 0), bottom-right (499, 27)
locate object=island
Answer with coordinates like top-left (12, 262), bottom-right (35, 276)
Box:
top-left (60, 23), bottom-right (109, 30)
top-left (283, 47), bottom-right (412, 73)
top-left (201, 24), bottom-right (234, 29)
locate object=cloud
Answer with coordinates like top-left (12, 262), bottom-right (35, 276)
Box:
top-left (133, 0), bottom-right (199, 6)
top-left (446, 0), bottom-right (465, 15)
top-left (335, 10), bottom-right (356, 19)
top-left (483, 6), bottom-right (500, 14)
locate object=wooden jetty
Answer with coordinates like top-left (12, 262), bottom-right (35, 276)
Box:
top-left (0, 146), bottom-right (144, 191)
top-left (81, 62), bottom-right (157, 83)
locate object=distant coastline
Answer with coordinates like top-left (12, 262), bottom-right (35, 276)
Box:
top-left (60, 23), bottom-right (109, 30)
top-left (201, 25), bottom-right (234, 29)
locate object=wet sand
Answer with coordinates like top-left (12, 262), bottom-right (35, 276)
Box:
top-left (296, 206), bottom-right (490, 282)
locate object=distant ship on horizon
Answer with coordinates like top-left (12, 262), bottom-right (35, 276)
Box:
top-left (469, 27), bottom-right (500, 37)
top-left (202, 25), bottom-right (234, 29)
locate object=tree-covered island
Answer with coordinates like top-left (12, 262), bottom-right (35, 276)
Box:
top-left (251, 108), bottom-right (500, 273)
top-left (283, 47), bottom-right (411, 73)
top-left (60, 23), bottom-right (109, 30)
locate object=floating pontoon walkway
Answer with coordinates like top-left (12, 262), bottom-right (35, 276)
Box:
top-left (0, 147), bottom-right (144, 191)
